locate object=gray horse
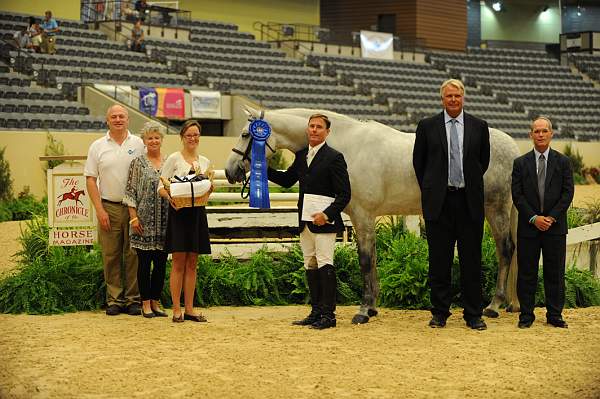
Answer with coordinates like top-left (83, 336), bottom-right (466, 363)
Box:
top-left (225, 107), bottom-right (520, 323)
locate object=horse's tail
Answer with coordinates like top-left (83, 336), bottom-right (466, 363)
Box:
top-left (506, 204), bottom-right (520, 311)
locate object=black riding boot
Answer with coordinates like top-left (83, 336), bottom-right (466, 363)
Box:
top-left (292, 269), bottom-right (321, 325)
top-left (311, 264), bottom-right (337, 329)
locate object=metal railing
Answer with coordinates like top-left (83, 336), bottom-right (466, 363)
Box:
top-left (82, 0), bottom-right (190, 39)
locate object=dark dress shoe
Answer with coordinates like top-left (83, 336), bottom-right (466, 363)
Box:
top-left (105, 304), bottom-right (121, 316)
top-left (428, 315), bottom-right (447, 328)
top-left (547, 318), bottom-right (568, 328)
top-left (518, 320), bottom-right (533, 329)
top-left (292, 311), bottom-right (320, 326)
top-left (126, 303), bottom-right (141, 316)
top-left (466, 318), bottom-right (487, 330)
top-left (142, 310), bottom-right (155, 318)
top-left (151, 308), bottom-right (168, 317)
top-left (184, 313), bottom-right (208, 322)
top-left (310, 315), bottom-right (336, 330)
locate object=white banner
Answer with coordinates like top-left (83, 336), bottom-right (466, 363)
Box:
top-left (360, 30), bottom-right (394, 60)
top-left (48, 164), bottom-right (97, 246)
top-left (190, 90), bottom-right (221, 119)
top-left (566, 37), bottom-right (581, 49)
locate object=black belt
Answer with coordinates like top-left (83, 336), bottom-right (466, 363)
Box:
top-left (102, 198), bottom-right (123, 205)
top-left (447, 186), bottom-right (465, 192)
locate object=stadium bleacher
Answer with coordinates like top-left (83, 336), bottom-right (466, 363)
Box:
top-left (0, 9), bottom-right (599, 140)
top-left (428, 47), bottom-right (600, 141)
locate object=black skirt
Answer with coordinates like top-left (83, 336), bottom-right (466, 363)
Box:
top-left (165, 205), bottom-right (211, 254)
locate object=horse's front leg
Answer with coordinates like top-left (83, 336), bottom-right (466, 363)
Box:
top-left (350, 213), bottom-right (379, 324)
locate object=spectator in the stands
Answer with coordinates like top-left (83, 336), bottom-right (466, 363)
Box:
top-left (121, 0), bottom-right (139, 22)
top-left (130, 19), bottom-right (145, 52)
top-left (40, 10), bottom-right (59, 55)
top-left (28, 17), bottom-right (43, 53)
top-left (12, 26), bottom-right (32, 51)
top-left (135, 0), bottom-right (150, 22)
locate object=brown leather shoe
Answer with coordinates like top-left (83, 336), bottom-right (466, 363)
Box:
top-left (184, 313), bottom-right (207, 322)
top-left (172, 313), bottom-right (184, 323)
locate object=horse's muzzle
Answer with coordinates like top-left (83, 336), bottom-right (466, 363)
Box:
top-left (225, 161), bottom-right (247, 183)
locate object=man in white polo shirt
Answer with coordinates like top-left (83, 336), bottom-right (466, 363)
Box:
top-left (85, 104), bottom-right (145, 316)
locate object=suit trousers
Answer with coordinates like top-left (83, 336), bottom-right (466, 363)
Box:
top-left (135, 249), bottom-right (168, 301)
top-left (425, 189), bottom-right (484, 321)
top-left (517, 234), bottom-right (566, 322)
top-left (98, 201), bottom-right (139, 307)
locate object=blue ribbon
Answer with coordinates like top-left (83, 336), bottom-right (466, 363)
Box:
top-left (248, 117), bottom-right (271, 208)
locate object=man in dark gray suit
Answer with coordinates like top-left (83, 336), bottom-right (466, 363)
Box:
top-left (511, 116), bottom-right (574, 329)
top-left (268, 114), bottom-right (351, 330)
top-left (413, 79), bottom-right (490, 330)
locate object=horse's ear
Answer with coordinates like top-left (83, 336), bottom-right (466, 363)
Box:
top-left (243, 105), bottom-right (259, 119)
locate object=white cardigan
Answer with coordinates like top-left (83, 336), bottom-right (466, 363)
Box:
top-left (158, 151), bottom-right (211, 190)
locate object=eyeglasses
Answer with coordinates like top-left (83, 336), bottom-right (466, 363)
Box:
top-left (183, 134), bottom-right (200, 139)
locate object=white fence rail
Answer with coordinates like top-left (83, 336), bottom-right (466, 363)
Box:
top-left (208, 170), bottom-right (299, 203)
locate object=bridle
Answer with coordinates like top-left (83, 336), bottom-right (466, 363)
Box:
top-left (230, 123), bottom-right (276, 199)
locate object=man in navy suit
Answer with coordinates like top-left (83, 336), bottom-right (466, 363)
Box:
top-left (413, 79), bottom-right (490, 330)
top-left (511, 116), bottom-right (574, 329)
top-left (268, 114), bottom-right (351, 329)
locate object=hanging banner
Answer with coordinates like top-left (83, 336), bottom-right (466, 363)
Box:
top-left (360, 30), bottom-right (394, 60)
top-left (139, 87), bottom-right (158, 116)
top-left (190, 90), bottom-right (221, 119)
top-left (48, 164), bottom-right (97, 246)
top-left (156, 87), bottom-right (185, 119)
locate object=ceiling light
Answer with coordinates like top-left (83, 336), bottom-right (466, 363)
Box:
top-left (492, 1), bottom-right (502, 12)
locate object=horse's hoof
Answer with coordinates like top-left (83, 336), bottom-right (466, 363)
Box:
top-left (367, 309), bottom-right (378, 317)
top-left (505, 304), bottom-right (520, 313)
top-left (505, 304), bottom-right (518, 313)
top-left (483, 308), bottom-right (499, 318)
top-left (352, 314), bottom-right (370, 324)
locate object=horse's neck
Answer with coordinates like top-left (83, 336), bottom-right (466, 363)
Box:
top-left (270, 112), bottom-right (358, 153)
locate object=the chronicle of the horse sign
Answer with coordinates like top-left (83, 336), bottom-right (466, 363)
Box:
top-left (47, 163), bottom-right (97, 246)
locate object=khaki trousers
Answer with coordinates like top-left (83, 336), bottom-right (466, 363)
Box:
top-left (299, 226), bottom-right (336, 269)
top-left (41, 35), bottom-right (56, 54)
top-left (98, 201), bottom-right (139, 307)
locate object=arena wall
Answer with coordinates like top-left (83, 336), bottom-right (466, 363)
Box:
top-left (480, 0), bottom-right (561, 44)
top-left (179, 0), bottom-right (319, 37)
top-left (0, 0), bottom-right (80, 20)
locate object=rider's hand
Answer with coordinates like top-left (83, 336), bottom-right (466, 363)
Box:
top-left (311, 212), bottom-right (328, 226)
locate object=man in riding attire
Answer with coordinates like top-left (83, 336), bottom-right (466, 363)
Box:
top-left (267, 114), bottom-right (351, 329)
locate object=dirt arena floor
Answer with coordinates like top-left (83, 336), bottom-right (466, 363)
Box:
top-left (1, 185), bottom-right (599, 398)
top-left (0, 306), bottom-right (599, 398)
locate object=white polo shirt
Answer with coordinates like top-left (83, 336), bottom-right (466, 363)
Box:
top-left (84, 131), bottom-right (145, 202)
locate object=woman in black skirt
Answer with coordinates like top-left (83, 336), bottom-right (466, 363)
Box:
top-left (158, 120), bottom-right (212, 323)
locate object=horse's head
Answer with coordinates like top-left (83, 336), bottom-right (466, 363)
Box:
top-left (225, 106), bottom-right (277, 184)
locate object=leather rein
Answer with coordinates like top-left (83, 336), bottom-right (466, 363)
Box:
top-left (230, 130), bottom-right (276, 199)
